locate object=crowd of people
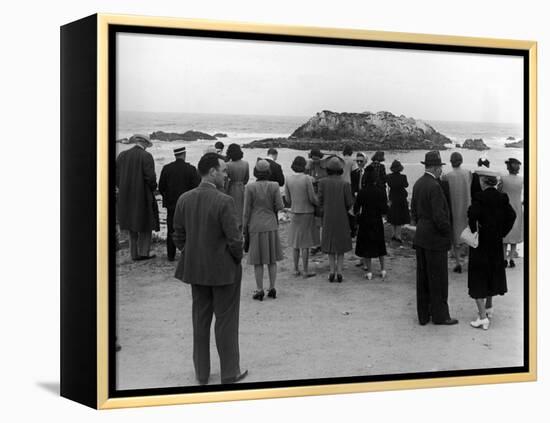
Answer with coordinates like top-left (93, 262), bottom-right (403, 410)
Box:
top-left (116, 133), bottom-right (524, 385)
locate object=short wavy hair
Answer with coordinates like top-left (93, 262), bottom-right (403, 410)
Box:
top-left (226, 143), bottom-right (244, 161)
top-left (291, 156), bottom-right (307, 173)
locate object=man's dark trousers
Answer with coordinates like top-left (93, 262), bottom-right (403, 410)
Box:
top-left (191, 266), bottom-right (242, 383)
top-left (415, 247), bottom-right (451, 324)
top-left (166, 207), bottom-right (176, 260)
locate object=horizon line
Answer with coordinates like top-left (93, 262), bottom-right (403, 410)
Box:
top-left (119, 109), bottom-right (523, 126)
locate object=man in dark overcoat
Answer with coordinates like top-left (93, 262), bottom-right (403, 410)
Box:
top-left (116, 134), bottom-right (158, 261)
top-left (411, 151), bottom-right (458, 326)
top-left (172, 153), bottom-right (248, 385)
top-left (266, 148), bottom-right (285, 187)
top-left (158, 146), bottom-right (200, 261)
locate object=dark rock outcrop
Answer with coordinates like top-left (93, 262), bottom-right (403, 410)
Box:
top-left (243, 110), bottom-right (451, 151)
top-left (150, 130), bottom-right (216, 141)
top-left (214, 133), bottom-right (228, 138)
top-left (506, 136), bottom-right (516, 141)
top-left (462, 138), bottom-right (489, 150)
top-left (505, 139), bottom-right (524, 148)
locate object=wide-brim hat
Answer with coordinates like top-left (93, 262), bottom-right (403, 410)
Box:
top-left (372, 151), bottom-right (385, 162)
top-left (390, 159), bottom-right (404, 173)
top-left (255, 159), bottom-right (271, 172)
top-left (325, 155), bottom-right (344, 171)
top-left (129, 133), bottom-right (152, 148)
top-left (421, 151), bottom-right (445, 166)
top-left (475, 169), bottom-right (499, 178)
top-left (505, 157), bottom-right (522, 165)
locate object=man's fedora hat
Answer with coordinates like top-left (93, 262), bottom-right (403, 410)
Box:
top-left (129, 133), bottom-right (152, 148)
top-left (174, 146), bottom-right (186, 155)
top-left (421, 150), bottom-right (445, 166)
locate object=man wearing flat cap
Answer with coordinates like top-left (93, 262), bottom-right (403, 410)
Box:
top-left (159, 146), bottom-right (200, 261)
top-left (116, 134), bottom-right (159, 261)
top-left (411, 151), bottom-right (458, 326)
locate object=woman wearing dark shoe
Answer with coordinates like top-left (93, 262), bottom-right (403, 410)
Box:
top-left (284, 156), bottom-right (319, 278)
top-left (354, 167), bottom-right (388, 280)
top-left (467, 170), bottom-right (516, 330)
top-left (267, 288), bottom-right (277, 299)
top-left (243, 160), bottom-right (284, 301)
top-left (386, 160), bottom-right (410, 243)
top-left (225, 144), bottom-right (249, 231)
top-left (501, 158), bottom-right (523, 267)
top-left (318, 156), bottom-right (354, 283)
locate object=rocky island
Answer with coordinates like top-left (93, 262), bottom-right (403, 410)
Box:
top-left (243, 110), bottom-right (452, 151)
top-left (505, 139), bottom-right (524, 148)
top-left (461, 138), bottom-right (490, 150)
top-left (150, 130), bottom-right (217, 141)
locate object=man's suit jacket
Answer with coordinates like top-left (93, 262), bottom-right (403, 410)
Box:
top-left (173, 182), bottom-right (243, 286)
top-left (411, 173), bottom-right (452, 251)
top-left (266, 158), bottom-right (285, 187)
top-left (350, 167), bottom-right (367, 196)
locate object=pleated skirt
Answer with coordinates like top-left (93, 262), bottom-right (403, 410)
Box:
top-left (287, 213), bottom-right (319, 249)
top-left (248, 230), bottom-right (284, 265)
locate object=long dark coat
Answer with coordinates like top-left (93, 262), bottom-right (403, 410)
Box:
top-left (318, 175), bottom-right (353, 254)
top-left (354, 184), bottom-right (388, 258)
top-left (158, 159), bottom-right (200, 209)
top-left (467, 187), bottom-right (516, 299)
top-left (116, 146), bottom-right (158, 232)
top-left (386, 172), bottom-right (410, 225)
top-left (411, 173), bottom-right (452, 251)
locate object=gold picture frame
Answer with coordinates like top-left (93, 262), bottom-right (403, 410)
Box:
top-left (60, 13), bottom-right (537, 409)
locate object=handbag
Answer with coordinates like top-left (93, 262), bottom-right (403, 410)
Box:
top-left (460, 225), bottom-right (479, 248)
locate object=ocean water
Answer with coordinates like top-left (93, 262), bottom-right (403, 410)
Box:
top-left (116, 111), bottom-right (525, 188)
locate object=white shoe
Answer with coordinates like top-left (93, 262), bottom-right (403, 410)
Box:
top-left (485, 307), bottom-right (494, 319)
top-left (470, 317), bottom-right (490, 330)
top-left (365, 272), bottom-right (373, 280)
top-left (380, 270), bottom-right (387, 279)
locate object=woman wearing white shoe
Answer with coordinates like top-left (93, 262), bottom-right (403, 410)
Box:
top-left (467, 170), bottom-right (516, 330)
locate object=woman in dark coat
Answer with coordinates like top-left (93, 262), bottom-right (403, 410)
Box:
top-left (354, 167), bottom-right (389, 280)
top-left (318, 156), bottom-right (353, 283)
top-left (386, 160), bottom-right (410, 243)
top-left (467, 170), bottom-right (516, 330)
top-left (366, 151), bottom-right (387, 197)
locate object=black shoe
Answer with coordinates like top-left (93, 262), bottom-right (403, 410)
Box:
top-left (115, 343), bottom-right (122, 352)
top-left (336, 274), bottom-right (343, 283)
top-left (504, 260), bottom-right (508, 268)
top-left (135, 254), bottom-right (156, 261)
top-left (419, 320), bottom-right (429, 326)
top-left (328, 273), bottom-right (335, 283)
top-left (267, 288), bottom-right (277, 299)
top-left (222, 369), bottom-right (248, 384)
top-left (509, 259), bottom-right (516, 268)
top-left (453, 264), bottom-right (462, 273)
top-left (252, 290), bottom-right (264, 301)
top-left (433, 318), bottom-right (459, 326)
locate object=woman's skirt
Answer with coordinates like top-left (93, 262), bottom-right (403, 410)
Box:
top-left (287, 212), bottom-right (319, 249)
top-left (248, 230), bottom-right (284, 265)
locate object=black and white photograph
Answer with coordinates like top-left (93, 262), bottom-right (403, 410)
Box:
top-left (113, 28), bottom-right (528, 393)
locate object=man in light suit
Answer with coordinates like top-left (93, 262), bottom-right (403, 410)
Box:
top-left (172, 152), bottom-right (248, 385)
top-left (411, 151), bottom-right (458, 326)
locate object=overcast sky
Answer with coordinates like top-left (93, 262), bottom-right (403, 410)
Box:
top-left (117, 32), bottom-right (523, 123)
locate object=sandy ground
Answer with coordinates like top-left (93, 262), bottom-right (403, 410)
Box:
top-left (115, 222), bottom-right (524, 390)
